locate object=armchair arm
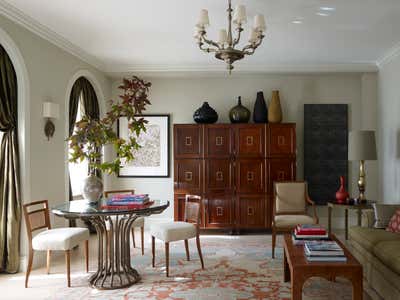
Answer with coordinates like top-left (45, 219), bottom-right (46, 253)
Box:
top-left (306, 195), bottom-right (319, 224)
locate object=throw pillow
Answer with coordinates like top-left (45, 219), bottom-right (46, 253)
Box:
top-left (373, 204), bottom-right (400, 229)
top-left (386, 209), bottom-right (400, 233)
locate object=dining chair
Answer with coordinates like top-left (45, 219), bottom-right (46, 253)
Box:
top-left (104, 189), bottom-right (145, 255)
top-left (150, 194), bottom-right (204, 277)
top-left (272, 181), bottom-right (319, 258)
top-left (23, 200), bottom-right (89, 288)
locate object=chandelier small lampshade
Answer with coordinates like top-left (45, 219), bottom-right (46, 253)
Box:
top-left (254, 14), bottom-right (266, 32)
top-left (197, 9), bottom-right (210, 28)
top-left (233, 5), bottom-right (247, 25)
top-left (249, 28), bottom-right (259, 43)
top-left (218, 29), bottom-right (228, 45)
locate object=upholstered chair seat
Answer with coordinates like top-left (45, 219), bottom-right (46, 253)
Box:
top-left (272, 181), bottom-right (319, 258)
top-left (150, 195), bottom-right (205, 277)
top-left (150, 221), bottom-right (196, 242)
top-left (274, 215), bottom-right (315, 228)
top-left (32, 227), bottom-right (89, 251)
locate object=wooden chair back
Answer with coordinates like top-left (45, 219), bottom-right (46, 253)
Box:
top-left (104, 189), bottom-right (135, 198)
top-left (184, 195), bottom-right (201, 226)
top-left (23, 200), bottom-right (51, 241)
top-left (273, 181), bottom-right (309, 216)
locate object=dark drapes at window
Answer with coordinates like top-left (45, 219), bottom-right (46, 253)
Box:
top-left (68, 77), bottom-right (100, 203)
top-left (0, 44), bottom-right (21, 273)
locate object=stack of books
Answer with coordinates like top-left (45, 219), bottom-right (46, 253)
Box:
top-left (101, 194), bottom-right (152, 209)
top-left (304, 240), bottom-right (346, 262)
top-left (292, 224), bottom-right (329, 245)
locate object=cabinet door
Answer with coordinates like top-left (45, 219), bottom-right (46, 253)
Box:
top-left (205, 159), bottom-right (233, 192)
top-left (174, 194), bottom-right (205, 228)
top-left (267, 124), bottom-right (296, 157)
top-left (205, 193), bottom-right (233, 228)
top-left (174, 125), bottom-right (203, 158)
top-left (236, 159), bottom-right (265, 193)
top-left (268, 158), bottom-right (296, 195)
top-left (204, 125), bottom-right (233, 158)
top-left (235, 125), bottom-right (265, 158)
top-left (238, 195), bottom-right (265, 228)
top-left (174, 159), bottom-right (203, 194)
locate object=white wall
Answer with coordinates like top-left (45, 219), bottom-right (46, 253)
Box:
top-left (378, 55), bottom-right (400, 203)
top-left (0, 14), bottom-right (111, 268)
top-left (108, 73), bottom-right (378, 228)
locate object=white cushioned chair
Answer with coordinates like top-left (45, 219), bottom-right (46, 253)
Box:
top-left (23, 200), bottom-right (89, 288)
top-left (104, 189), bottom-right (145, 255)
top-left (272, 181), bottom-right (318, 258)
top-left (150, 194), bottom-right (204, 277)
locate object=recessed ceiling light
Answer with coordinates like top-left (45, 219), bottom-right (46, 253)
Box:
top-left (320, 7), bottom-right (336, 11)
top-left (292, 20), bottom-right (303, 24)
top-left (316, 12), bottom-right (330, 16)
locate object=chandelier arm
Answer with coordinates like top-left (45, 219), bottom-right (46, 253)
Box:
top-left (201, 35), bottom-right (221, 49)
top-left (242, 34), bottom-right (264, 54)
top-left (199, 42), bottom-right (218, 53)
top-left (233, 27), bottom-right (243, 47)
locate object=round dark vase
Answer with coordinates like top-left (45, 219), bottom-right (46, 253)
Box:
top-left (229, 96), bottom-right (250, 123)
top-left (253, 91), bottom-right (268, 123)
top-left (335, 176), bottom-right (349, 204)
top-left (193, 101), bottom-right (218, 124)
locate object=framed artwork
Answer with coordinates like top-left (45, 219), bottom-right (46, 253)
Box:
top-left (118, 114), bottom-right (170, 177)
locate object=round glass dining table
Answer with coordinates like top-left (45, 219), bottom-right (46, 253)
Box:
top-left (52, 199), bottom-right (169, 290)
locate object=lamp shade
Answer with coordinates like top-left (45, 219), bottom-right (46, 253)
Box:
top-left (348, 130), bottom-right (377, 161)
top-left (43, 102), bottom-right (59, 119)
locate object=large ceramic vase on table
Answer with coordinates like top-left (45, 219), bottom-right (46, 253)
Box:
top-left (335, 176), bottom-right (349, 204)
top-left (82, 173), bottom-right (103, 204)
top-left (253, 91), bottom-right (268, 123)
top-left (193, 101), bottom-right (218, 123)
top-left (268, 90), bottom-right (283, 123)
top-left (229, 96), bottom-right (250, 123)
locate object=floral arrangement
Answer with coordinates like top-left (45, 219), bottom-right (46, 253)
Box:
top-left (68, 76), bottom-right (151, 174)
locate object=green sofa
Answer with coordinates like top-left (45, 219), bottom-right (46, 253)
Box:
top-left (349, 209), bottom-right (400, 300)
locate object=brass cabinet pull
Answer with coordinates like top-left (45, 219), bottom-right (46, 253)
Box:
top-left (248, 207), bottom-right (254, 216)
top-left (215, 136), bottom-right (223, 146)
top-left (216, 171), bottom-right (223, 181)
top-left (216, 206), bottom-right (223, 216)
top-left (185, 136), bottom-right (192, 146)
top-left (278, 135), bottom-right (285, 146)
top-left (246, 136), bottom-right (254, 146)
top-left (247, 171), bottom-right (254, 181)
top-left (184, 171), bottom-right (193, 181)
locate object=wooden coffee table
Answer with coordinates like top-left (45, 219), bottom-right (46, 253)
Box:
top-left (283, 234), bottom-right (363, 300)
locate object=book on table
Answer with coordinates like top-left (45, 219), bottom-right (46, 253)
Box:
top-left (292, 224), bottom-right (329, 245)
top-left (108, 194), bottom-right (150, 206)
top-left (304, 240), bottom-right (346, 262)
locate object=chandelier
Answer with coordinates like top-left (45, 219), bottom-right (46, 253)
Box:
top-left (194, 0), bottom-right (266, 74)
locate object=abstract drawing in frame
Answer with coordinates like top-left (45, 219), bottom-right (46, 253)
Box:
top-left (118, 114), bottom-right (170, 177)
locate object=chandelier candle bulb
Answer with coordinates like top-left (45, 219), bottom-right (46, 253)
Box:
top-left (233, 5), bottom-right (247, 25)
top-left (197, 9), bottom-right (210, 27)
top-left (249, 28), bottom-right (258, 43)
top-left (254, 14), bottom-right (266, 31)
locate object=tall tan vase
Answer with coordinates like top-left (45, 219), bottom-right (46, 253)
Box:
top-left (268, 90), bottom-right (282, 123)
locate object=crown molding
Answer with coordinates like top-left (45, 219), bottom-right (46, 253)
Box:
top-left (377, 41), bottom-right (400, 68)
top-left (105, 62), bottom-right (379, 78)
top-left (0, 1), bottom-right (104, 70)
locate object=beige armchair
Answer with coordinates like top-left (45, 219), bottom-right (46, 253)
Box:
top-left (272, 181), bottom-right (318, 258)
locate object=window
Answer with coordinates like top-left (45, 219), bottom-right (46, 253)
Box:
top-left (68, 94), bottom-right (88, 197)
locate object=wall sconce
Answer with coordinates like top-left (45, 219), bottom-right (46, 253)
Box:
top-left (43, 102), bottom-right (59, 140)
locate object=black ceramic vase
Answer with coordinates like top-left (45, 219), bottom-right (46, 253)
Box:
top-left (193, 101), bottom-right (218, 124)
top-left (229, 96), bottom-right (250, 123)
top-left (253, 91), bottom-right (268, 123)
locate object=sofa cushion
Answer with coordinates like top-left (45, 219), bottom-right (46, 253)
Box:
top-left (386, 209), bottom-right (400, 233)
top-left (349, 226), bottom-right (400, 252)
top-left (374, 240), bottom-right (400, 275)
top-left (373, 204), bottom-right (400, 228)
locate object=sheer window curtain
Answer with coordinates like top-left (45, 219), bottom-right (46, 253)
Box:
top-left (0, 45), bottom-right (21, 273)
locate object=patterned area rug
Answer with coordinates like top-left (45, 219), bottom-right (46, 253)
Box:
top-left (47, 235), bottom-right (354, 300)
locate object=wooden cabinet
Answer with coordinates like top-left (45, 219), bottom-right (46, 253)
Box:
top-left (173, 123), bottom-right (296, 230)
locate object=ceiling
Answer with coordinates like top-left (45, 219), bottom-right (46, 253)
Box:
top-left (2, 0), bottom-right (400, 75)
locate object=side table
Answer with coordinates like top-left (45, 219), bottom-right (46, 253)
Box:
top-left (327, 201), bottom-right (374, 240)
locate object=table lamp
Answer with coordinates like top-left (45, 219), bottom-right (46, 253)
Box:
top-left (348, 130), bottom-right (377, 203)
